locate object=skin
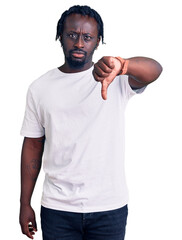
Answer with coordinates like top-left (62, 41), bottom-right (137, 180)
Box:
top-left (19, 14), bottom-right (101, 239)
top-left (59, 13), bottom-right (100, 73)
top-left (93, 56), bottom-right (163, 100)
top-left (20, 136), bottom-right (45, 239)
top-left (19, 13), bottom-right (163, 239)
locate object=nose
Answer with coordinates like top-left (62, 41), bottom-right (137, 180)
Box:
top-left (74, 35), bottom-right (84, 48)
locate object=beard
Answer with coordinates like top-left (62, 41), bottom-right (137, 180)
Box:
top-left (66, 50), bottom-right (87, 68)
top-left (61, 42), bottom-right (97, 69)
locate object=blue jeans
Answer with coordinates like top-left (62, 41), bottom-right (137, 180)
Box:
top-left (41, 205), bottom-right (128, 240)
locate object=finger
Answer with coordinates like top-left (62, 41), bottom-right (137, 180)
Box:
top-left (28, 223), bottom-right (36, 233)
top-left (92, 70), bottom-right (105, 82)
top-left (93, 65), bottom-right (110, 79)
top-left (27, 222), bottom-right (36, 239)
top-left (28, 224), bottom-right (33, 232)
top-left (94, 67), bottom-right (110, 78)
top-left (97, 60), bottom-right (113, 73)
top-left (22, 223), bottom-right (34, 239)
top-left (21, 222), bottom-right (30, 235)
top-left (27, 223), bottom-right (34, 239)
top-left (31, 218), bottom-right (37, 231)
top-left (101, 57), bottom-right (115, 69)
top-left (101, 80), bottom-right (108, 100)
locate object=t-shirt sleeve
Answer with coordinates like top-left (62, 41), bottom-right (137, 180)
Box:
top-left (20, 87), bottom-right (45, 138)
top-left (118, 75), bottom-right (146, 100)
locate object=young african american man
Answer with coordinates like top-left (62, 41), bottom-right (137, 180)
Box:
top-left (19, 5), bottom-right (162, 240)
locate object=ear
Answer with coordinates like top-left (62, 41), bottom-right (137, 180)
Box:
top-left (96, 37), bottom-right (101, 49)
top-left (59, 35), bottom-right (63, 47)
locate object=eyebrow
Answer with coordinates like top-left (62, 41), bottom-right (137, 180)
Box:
top-left (66, 30), bottom-right (94, 35)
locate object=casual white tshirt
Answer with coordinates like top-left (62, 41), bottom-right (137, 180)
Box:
top-left (21, 66), bottom-right (145, 213)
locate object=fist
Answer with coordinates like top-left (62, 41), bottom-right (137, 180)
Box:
top-left (19, 204), bottom-right (37, 239)
top-left (93, 56), bottom-right (122, 100)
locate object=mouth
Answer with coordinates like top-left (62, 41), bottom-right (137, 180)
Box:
top-left (71, 50), bottom-right (86, 58)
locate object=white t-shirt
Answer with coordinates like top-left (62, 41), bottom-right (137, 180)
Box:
top-left (20, 66), bottom-right (144, 213)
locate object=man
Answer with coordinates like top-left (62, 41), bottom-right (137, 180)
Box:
top-left (19, 5), bottom-right (162, 240)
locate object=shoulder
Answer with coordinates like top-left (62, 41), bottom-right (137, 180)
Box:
top-left (29, 68), bottom-right (58, 91)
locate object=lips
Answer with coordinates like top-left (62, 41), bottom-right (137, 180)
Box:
top-left (71, 50), bottom-right (86, 58)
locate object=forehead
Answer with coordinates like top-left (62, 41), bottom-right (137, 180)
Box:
top-left (63, 13), bottom-right (98, 34)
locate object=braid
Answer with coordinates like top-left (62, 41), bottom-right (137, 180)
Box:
top-left (55, 5), bottom-right (104, 44)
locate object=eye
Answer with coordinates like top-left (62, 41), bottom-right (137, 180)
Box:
top-left (67, 33), bottom-right (78, 39)
top-left (84, 35), bottom-right (92, 41)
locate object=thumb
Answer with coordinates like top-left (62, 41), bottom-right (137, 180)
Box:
top-left (31, 217), bottom-right (37, 231)
top-left (101, 80), bottom-right (108, 100)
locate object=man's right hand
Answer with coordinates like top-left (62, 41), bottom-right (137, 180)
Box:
top-left (19, 204), bottom-right (37, 239)
top-left (93, 56), bottom-right (122, 100)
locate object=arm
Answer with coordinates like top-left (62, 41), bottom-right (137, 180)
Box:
top-left (19, 136), bottom-right (45, 239)
top-left (122, 56), bottom-right (163, 89)
top-left (93, 56), bottom-right (163, 99)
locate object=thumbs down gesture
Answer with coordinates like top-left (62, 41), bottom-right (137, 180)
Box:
top-left (93, 56), bottom-right (123, 100)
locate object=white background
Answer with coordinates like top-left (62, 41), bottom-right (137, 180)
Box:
top-left (0, 0), bottom-right (181, 239)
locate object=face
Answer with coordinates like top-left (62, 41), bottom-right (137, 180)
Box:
top-left (60, 14), bottom-right (100, 71)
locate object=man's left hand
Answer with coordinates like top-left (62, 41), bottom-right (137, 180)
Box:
top-left (93, 56), bottom-right (122, 100)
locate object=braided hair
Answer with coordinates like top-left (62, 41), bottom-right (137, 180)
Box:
top-left (55, 5), bottom-right (104, 44)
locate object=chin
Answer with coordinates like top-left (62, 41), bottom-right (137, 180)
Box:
top-left (68, 58), bottom-right (86, 68)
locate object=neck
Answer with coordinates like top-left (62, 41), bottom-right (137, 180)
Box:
top-left (58, 61), bottom-right (93, 73)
